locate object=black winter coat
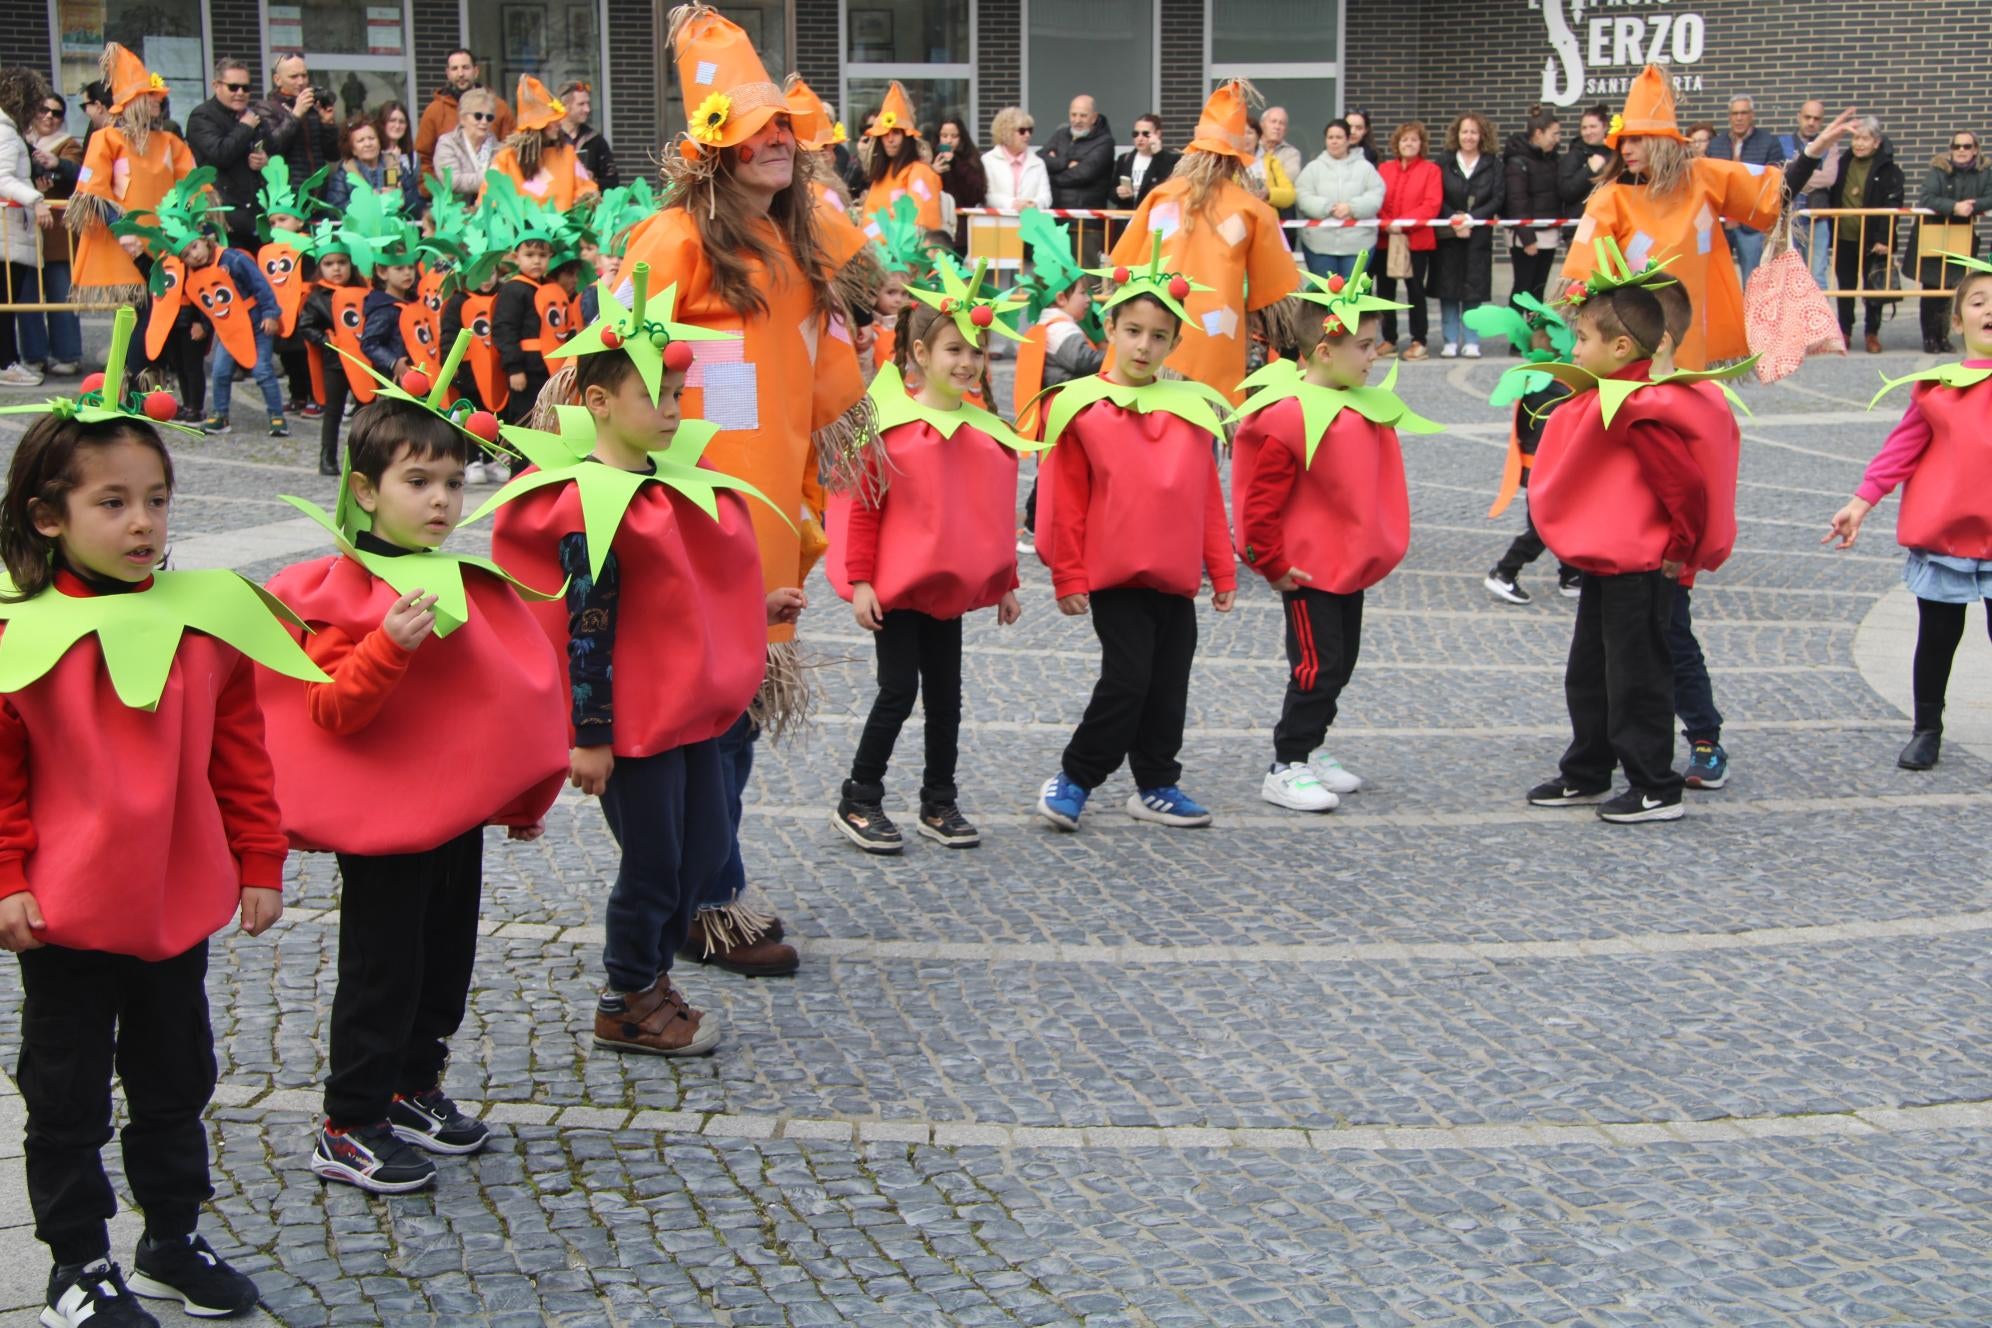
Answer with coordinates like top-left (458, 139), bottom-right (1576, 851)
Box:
top-left (1502, 133), bottom-right (1562, 247)
top-left (1040, 117), bottom-right (1116, 210)
top-left (186, 98), bottom-right (266, 242)
top-left (1558, 142), bottom-right (1612, 212)
top-left (1432, 152), bottom-right (1500, 304)
top-left (1789, 140), bottom-right (1904, 252)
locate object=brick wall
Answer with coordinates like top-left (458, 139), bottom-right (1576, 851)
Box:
top-left (411, 0), bottom-right (460, 107)
top-left (796, 0), bottom-right (842, 113)
top-left (208, 0), bottom-right (260, 89)
top-left (976, 0), bottom-right (1020, 138)
top-left (1158, 0), bottom-right (1203, 141)
top-left (1344, 0), bottom-right (1992, 179)
top-left (1, 3), bottom-right (51, 76)
top-left (607, 0), bottom-right (660, 182)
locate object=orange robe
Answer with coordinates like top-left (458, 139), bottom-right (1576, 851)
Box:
top-left (1562, 158), bottom-right (1784, 371)
top-left (1108, 176), bottom-right (1302, 401)
top-left (71, 127), bottom-right (195, 299)
top-left (862, 161), bottom-right (944, 230)
top-left (481, 142), bottom-right (599, 211)
top-left (617, 209), bottom-right (864, 645)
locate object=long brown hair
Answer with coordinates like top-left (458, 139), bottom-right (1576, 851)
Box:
top-left (1, 416), bottom-right (174, 600)
top-left (867, 129), bottom-right (925, 187)
top-left (667, 143), bottom-right (834, 320)
top-left (1595, 133), bottom-right (1693, 199)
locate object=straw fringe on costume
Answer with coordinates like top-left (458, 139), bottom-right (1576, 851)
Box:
top-left (749, 639), bottom-right (814, 743)
top-left (814, 393), bottom-right (887, 502)
top-left (687, 882), bottom-right (780, 954)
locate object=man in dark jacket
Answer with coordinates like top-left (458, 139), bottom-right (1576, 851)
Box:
top-left (187, 59), bottom-right (268, 249)
top-left (1914, 131), bottom-right (1992, 351)
top-left (1041, 94), bottom-right (1115, 262)
top-left (257, 54), bottom-right (339, 186)
top-left (1778, 100), bottom-right (1842, 289)
top-left (1719, 95), bottom-right (1785, 288)
top-left (1109, 113), bottom-right (1178, 248)
top-left (1503, 111), bottom-right (1565, 308)
top-left (558, 84), bottom-right (618, 189)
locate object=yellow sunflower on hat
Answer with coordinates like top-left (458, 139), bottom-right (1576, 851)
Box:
top-left (692, 92), bottom-right (732, 144)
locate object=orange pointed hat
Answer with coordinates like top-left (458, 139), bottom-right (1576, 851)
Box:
top-left (104, 42), bottom-right (166, 114)
top-left (1606, 64), bottom-right (1686, 148)
top-left (784, 75), bottom-right (843, 152)
top-left (672, 3), bottom-right (821, 157)
top-left (864, 81), bottom-right (920, 139)
top-left (514, 75), bottom-right (565, 134)
top-left (1187, 80), bottom-right (1251, 160)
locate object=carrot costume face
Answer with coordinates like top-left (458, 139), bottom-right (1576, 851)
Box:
top-left (259, 242), bottom-right (308, 336)
top-left (328, 286), bottom-right (375, 402)
top-left (144, 257), bottom-right (185, 360)
top-left (185, 261), bottom-right (259, 368)
top-left (462, 292), bottom-right (508, 412)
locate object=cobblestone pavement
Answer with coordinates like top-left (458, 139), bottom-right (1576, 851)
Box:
top-left (2, 316), bottom-right (1990, 1326)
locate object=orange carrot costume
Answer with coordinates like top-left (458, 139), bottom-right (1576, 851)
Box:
top-left (1561, 65), bottom-right (1783, 371)
top-left (1106, 81), bottom-right (1301, 401)
top-left (480, 77), bottom-right (599, 211)
top-left (66, 44), bottom-right (194, 304)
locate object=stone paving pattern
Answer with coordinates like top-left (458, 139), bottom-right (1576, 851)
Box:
top-left (1, 319), bottom-right (1989, 1325)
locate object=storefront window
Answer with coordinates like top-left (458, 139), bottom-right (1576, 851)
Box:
top-left (1208, 0), bottom-right (1341, 148)
top-left (845, 77), bottom-right (967, 140)
top-left (468, 0), bottom-right (603, 126)
top-left (845, 0), bottom-right (971, 143)
top-left (1027, 0), bottom-right (1154, 148)
top-left (268, 0), bottom-right (414, 119)
top-left (55, 0), bottom-right (204, 138)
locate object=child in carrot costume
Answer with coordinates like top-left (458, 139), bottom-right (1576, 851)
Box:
top-left (296, 221), bottom-right (370, 474)
top-left (256, 159), bottom-right (332, 422)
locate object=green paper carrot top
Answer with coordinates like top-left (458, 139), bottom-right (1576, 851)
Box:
top-left (0, 307), bottom-right (200, 436)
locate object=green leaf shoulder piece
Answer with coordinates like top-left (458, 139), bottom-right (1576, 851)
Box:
top-left (1034, 374), bottom-right (1235, 452)
top-left (1516, 355), bottom-right (1759, 430)
top-left (462, 407), bottom-right (791, 583)
top-left (278, 496), bottom-right (562, 639)
top-left (1228, 359), bottom-right (1443, 464)
top-left (867, 364), bottom-right (1044, 454)
top-left (0, 569), bottom-right (327, 711)
top-left (1867, 360), bottom-right (1992, 410)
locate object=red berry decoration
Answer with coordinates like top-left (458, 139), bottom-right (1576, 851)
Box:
top-left (969, 305), bottom-right (995, 328)
top-left (662, 340), bottom-right (695, 373)
top-left (141, 391), bottom-right (177, 422)
top-left (1325, 274), bottom-right (1346, 293)
top-left (80, 372), bottom-right (106, 395)
top-left (601, 327), bottom-right (622, 349)
top-left (399, 370), bottom-right (432, 397)
top-left (1168, 276), bottom-right (1191, 300)
top-left (1112, 266), bottom-right (1130, 284)
top-left (464, 410), bottom-right (501, 443)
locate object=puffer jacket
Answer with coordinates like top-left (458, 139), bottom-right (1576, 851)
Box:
top-left (1503, 133), bottom-right (1563, 243)
top-left (1917, 151), bottom-right (1992, 219)
top-left (0, 110), bottom-right (45, 268)
top-left (1295, 149), bottom-right (1384, 255)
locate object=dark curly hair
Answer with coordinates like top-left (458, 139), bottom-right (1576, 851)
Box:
top-left (0, 66), bottom-right (54, 135)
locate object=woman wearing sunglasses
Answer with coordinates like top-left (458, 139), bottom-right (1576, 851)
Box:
top-left (1914, 130), bottom-right (1992, 353)
top-left (430, 87), bottom-right (500, 201)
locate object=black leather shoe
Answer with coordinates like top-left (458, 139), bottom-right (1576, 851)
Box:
top-left (1897, 729), bottom-right (1942, 770)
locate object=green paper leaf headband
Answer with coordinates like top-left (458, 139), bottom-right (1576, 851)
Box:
top-left (257, 159), bottom-right (329, 222)
top-left (590, 179), bottom-right (657, 257)
top-left (867, 195), bottom-right (929, 276)
top-left (905, 257), bottom-right (1029, 348)
top-left (1290, 248), bottom-right (1405, 335)
top-left (1934, 250), bottom-right (1992, 278)
top-left (1562, 235), bottom-right (1678, 307)
top-left (1463, 293), bottom-right (1574, 362)
top-left (0, 307), bottom-right (200, 435)
top-left (109, 165), bottom-right (228, 256)
top-left (1016, 209), bottom-right (1090, 320)
top-left (1087, 231), bottom-right (1213, 325)
top-left (336, 174), bottom-right (423, 275)
top-left (481, 170), bottom-right (570, 254)
top-left (549, 261), bottom-right (739, 405)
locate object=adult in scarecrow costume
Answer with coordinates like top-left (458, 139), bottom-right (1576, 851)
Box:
top-left (608, 3), bottom-right (871, 970)
top-left (65, 43), bottom-right (196, 305)
top-left (484, 76), bottom-right (600, 212)
top-left (1105, 80), bottom-right (1301, 403)
top-left (1561, 65), bottom-right (1785, 371)
top-left (860, 82), bottom-right (945, 232)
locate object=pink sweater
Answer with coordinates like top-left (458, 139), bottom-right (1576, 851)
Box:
top-left (1856, 361), bottom-right (1992, 506)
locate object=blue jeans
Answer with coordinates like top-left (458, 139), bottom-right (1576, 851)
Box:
top-left (1439, 300), bottom-right (1477, 349)
top-left (1303, 250), bottom-right (1359, 281)
top-left (599, 740), bottom-right (730, 992)
top-left (210, 326), bottom-right (286, 421)
top-left (1728, 227), bottom-right (1767, 289)
top-left (12, 263), bottom-right (83, 366)
top-left (702, 710), bottom-right (758, 910)
top-left (1667, 583), bottom-right (1723, 744)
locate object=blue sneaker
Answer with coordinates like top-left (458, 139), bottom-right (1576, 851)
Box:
top-left (1126, 785), bottom-right (1213, 827)
top-left (1036, 773), bottom-right (1089, 830)
top-left (1685, 741), bottom-right (1728, 790)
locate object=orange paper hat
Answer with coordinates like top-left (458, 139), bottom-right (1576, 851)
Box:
top-left (784, 75), bottom-right (840, 152)
top-left (1606, 65), bottom-right (1686, 148)
top-left (1187, 80), bottom-right (1251, 160)
top-left (104, 42), bottom-right (166, 114)
top-left (864, 81), bottom-right (920, 139)
top-left (671, 4), bottom-right (819, 156)
top-left (514, 75), bottom-right (566, 134)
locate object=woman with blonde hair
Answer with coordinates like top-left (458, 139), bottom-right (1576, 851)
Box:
top-left (982, 106), bottom-right (1050, 211)
top-left (429, 86), bottom-right (498, 199)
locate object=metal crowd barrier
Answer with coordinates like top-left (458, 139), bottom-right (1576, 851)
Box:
top-left (1792, 208), bottom-right (1972, 302)
top-left (0, 198), bottom-right (85, 312)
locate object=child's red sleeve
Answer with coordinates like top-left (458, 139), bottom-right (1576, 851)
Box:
top-left (208, 654), bottom-right (289, 890)
top-left (303, 623), bottom-right (414, 735)
top-left (1239, 429), bottom-right (1299, 582)
top-left (1203, 445), bottom-right (1239, 593)
top-left (842, 461), bottom-right (886, 586)
top-left (1044, 429), bottom-right (1094, 598)
top-left (0, 700), bottom-right (36, 899)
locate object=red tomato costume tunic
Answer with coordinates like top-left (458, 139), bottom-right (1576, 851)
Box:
top-left (1896, 378), bottom-right (1992, 559)
top-left (1233, 401), bottom-right (1410, 594)
top-left (493, 479), bottom-right (768, 757)
top-left (257, 556), bottom-right (568, 854)
top-left (0, 573), bottom-right (286, 962)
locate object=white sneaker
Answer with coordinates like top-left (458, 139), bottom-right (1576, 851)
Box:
top-left (463, 459), bottom-right (489, 484)
top-left (1262, 762), bottom-right (1339, 813)
top-left (0, 362), bottom-right (44, 387)
top-left (1439, 342), bottom-right (1459, 359)
top-left (1307, 753), bottom-right (1364, 795)
top-left (1462, 343), bottom-right (1482, 359)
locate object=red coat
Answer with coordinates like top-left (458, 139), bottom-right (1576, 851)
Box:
top-left (827, 419), bottom-right (1021, 619)
top-left (1234, 400), bottom-right (1409, 593)
top-left (1899, 378), bottom-right (1992, 559)
top-left (258, 556), bottom-right (568, 855)
top-left (0, 573), bottom-right (287, 961)
top-left (1530, 365), bottom-right (1712, 575)
top-left (1037, 400), bottom-right (1236, 599)
top-left (493, 475), bottom-right (766, 757)
top-left (1376, 157), bottom-right (1443, 252)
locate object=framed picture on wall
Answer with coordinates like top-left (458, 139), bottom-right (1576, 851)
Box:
top-left (502, 6), bottom-right (545, 63)
top-left (851, 9), bottom-right (893, 49)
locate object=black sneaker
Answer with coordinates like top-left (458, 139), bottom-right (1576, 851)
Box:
top-left (1597, 787), bottom-right (1684, 823)
top-left (917, 801), bottom-right (981, 848)
top-left (1483, 571), bottom-right (1530, 605)
top-left (1527, 779), bottom-right (1612, 807)
top-left (311, 1119), bottom-right (438, 1193)
top-left (388, 1087), bottom-right (491, 1155)
top-left (832, 795), bottom-right (904, 854)
top-left (128, 1232), bottom-right (259, 1317)
top-left (1557, 571), bottom-right (1583, 599)
top-left (42, 1259), bottom-right (158, 1327)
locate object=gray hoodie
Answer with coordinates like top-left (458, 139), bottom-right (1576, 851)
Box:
top-left (1295, 149), bottom-right (1385, 256)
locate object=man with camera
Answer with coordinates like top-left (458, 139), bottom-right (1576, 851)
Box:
top-left (257, 54), bottom-right (340, 184)
top-left (417, 49), bottom-right (515, 179)
top-left (188, 58), bottom-right (271, 249)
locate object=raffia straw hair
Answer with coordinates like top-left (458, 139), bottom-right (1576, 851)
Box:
top-left (1595, 134), bottom-right (1693, 199)
top-left (529, 364), bottom-right (579, 430)
top-left (504, 128), bottom-right (546, 179)
top-left (749, 639), bottom-right (815, 743)
top-left (1171, 140), bottom-right (1244, 222)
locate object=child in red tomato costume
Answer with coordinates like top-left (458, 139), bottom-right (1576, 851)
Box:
top-left (0, 314), bottom-right (323, 1320)
top-left (1826, 257), bottom-right (1992, 772)
top-left (258, 352), bottom-right (569, 1196)
top-left (488, 264), bottom-right (801, 1054)
top-left (1521, 256), bottom-right (1742, 824)
top-left (1031, 243), bottom-right (1238, 831)
top-left (825, 266), bottom-right (1037, 854)
top-left (1232, 258), bottom-right (1443, 814)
